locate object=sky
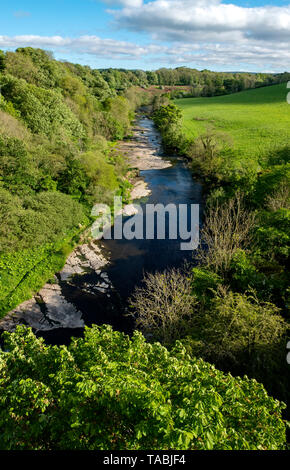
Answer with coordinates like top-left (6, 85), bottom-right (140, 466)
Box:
top-left (0, 0), bottom-right (290, 72)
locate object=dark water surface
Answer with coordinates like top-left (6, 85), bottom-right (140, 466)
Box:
top-left (40, 118), bottom-right (204, 345)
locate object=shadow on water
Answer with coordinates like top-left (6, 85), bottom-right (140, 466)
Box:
top-left (37, 117), bottom-right (205, 345)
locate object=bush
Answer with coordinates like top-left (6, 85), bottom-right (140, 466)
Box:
top-left (0, 75), bottom-right (85, 139)
top-left (153, 103), bottom-right (185, 152)
top-left (197, 289), bottom-right (288, 374)
top-left (130, 268), bottom-right (197, 345)
top-left (0, 190), bottom-right (85, 252)
top-left (0, 325), bottom-right (286, 450)
top-left (191, 267), bottom-right (222, 305)
top-left (256, 208), bottom-right (290, 262)
top-left (197, 193), bottom-right (257, 275)
top-left (0, 135), bottom-right (38, 194)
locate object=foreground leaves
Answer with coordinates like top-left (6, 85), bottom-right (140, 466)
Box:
top-left (0, 325), bottom-right (286, 450)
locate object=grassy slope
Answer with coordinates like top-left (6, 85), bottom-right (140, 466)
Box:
top-left (176, 84), bottom-right (290, 158)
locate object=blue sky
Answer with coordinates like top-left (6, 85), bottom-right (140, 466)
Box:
top-left (0, 0), bottom-right (289, 71)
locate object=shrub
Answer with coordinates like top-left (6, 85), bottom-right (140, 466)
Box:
top-left (0, 135), bottom-right (39, 194)
top-left (191, 267), bottom-right (223, 305)
top-left (196, 288), bottom-right (288, 377)
top-left (254, 163), bottom-right (290, 206)
top-left (256, 208), bottom-right (290, 262)
top-left (153, 103), bottom-right (185, 152)
top-left (198, 193), bottom-right (256, 274)
top-left (0, 75), bottom-right (84, 139)
top-left (130, 268), bottom-right (197, 345)
top-left (0, 190), bottom-right (85, 252)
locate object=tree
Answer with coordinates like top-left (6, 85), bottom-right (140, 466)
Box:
top-left (197, 193), bottom-right (256, 274)
top-left (0, 325), bottom-right (286, 450)
top-left (153, 103), bottom-right (183, 130)
top-left (195, 288), bottom-right (288, 377)
top-left (130, 268), bottom-right (197, 345)
top-left (187, 129), bottom-right (233, 180)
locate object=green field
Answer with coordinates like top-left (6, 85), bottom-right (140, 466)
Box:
top-left (175, 84), bottom-right (290, 159)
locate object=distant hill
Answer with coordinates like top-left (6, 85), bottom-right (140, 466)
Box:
top-left (176, 83), bottom-right (290, 160)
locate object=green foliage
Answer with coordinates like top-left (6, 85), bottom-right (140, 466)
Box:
top-left (0, 75), bottom-right (85, 139)
top-left (229, 249), bottom-right (263, 291)
top-left (191, 267), bottom-right (222, 304)
top-left (0, 325), bottom-right (286, 450)
top-left (0, 48), bottom-right (137, 307)
top-left (253, 163), bottom-right (290, 206)
top-left (0, 189), bottom-right (86, 252)
top-left (0, 240), bottom-right (77, 316)
top-left (196, 289), bottom-right (287, 372)
top-left (153, 103), bottom-right (183, 129)
top-left (103, 96), bottom-right (131, 140)
top-left (0, 50), bottom-right (5, 71)
top-left (153, 104), bottom-right (186, 152)
top-left (0, 135), bottom-right (38, 194)
top-left (99, 66), bottom-right (284, 96)
top-left (256, 208), bottom-right (290, 262)
top-left (57, 157), bottom-right (89, 199)
top-left (169, 84), bottom-right (289, 314)
top-left (0, 95), bottom-right (21, 118)
top-left (14, 48), bottom-right (61, 88)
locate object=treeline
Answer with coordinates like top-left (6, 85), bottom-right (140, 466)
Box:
top-left (146, 98), bottom-right (290, 415)
top-left (98, 66), bottom-right (290, 97)
top-left (0, 47), bottom-right (147, 315)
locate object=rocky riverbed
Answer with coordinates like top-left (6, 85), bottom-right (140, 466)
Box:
top-left (118, 122), bottom-right (171, 172)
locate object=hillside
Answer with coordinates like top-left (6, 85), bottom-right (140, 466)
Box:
top-left (176, 84), bottom-right (290, 160)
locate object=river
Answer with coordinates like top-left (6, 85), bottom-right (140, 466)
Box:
top-left (1, 116), bottom-right (204, 345)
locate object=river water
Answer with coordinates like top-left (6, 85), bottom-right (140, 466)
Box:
top-left (39, 117), bottom-right (204, 344)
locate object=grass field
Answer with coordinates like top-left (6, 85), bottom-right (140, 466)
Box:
top-left (175, 84), bottom-right (290, 159)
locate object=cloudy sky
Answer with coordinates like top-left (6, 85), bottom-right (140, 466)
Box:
top-left (0, 0), bottom-right (289, 72)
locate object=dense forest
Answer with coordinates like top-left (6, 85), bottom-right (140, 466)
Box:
top-left (0, 47), bottom-right (289, 450)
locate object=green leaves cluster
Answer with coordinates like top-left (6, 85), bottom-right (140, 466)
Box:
top-left (0, 325), bottom-right (286, 450)
top-left (153, 104), bottom-right (187, 152)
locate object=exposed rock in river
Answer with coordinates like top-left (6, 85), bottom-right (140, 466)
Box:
top-left (0, 241), bottom-right (110, 333)
top-left (117, 123), bottom-right (171, 171)
top-left (0, 284), bottom-right (84, 332)
top-left (60, 242), bottom-right (108, 282)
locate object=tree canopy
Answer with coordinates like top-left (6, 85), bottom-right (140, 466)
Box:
top-left (0, 325), bottom-right (286, 450)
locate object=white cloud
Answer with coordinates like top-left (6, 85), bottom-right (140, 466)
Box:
top-left (112, 0), bottom-right (290, 43)
top-left (103, 0), bottom-right (143, 8)
top-left (1, 1), bottom-right (289, 71)
top-left (104, 0), bottom-right (290, 70)
top-left (0, 35), bottom-right (164, 60)
top-left (2, 0), bottom-right (290, 75)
